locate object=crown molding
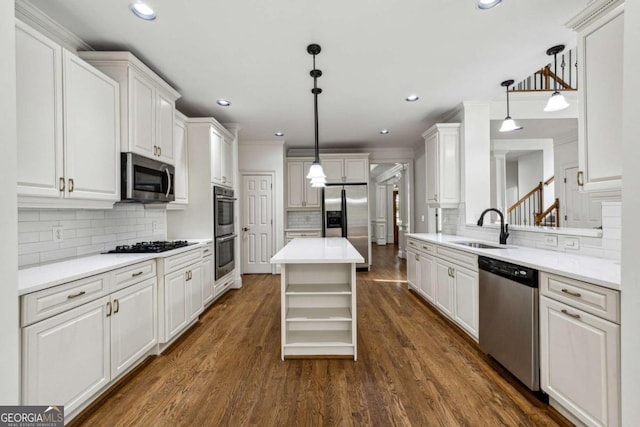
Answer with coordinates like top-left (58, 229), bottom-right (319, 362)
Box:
top-left (566, 0), bottom-right (624, 31)
top-left (15, 0), bottom-right (93, 52)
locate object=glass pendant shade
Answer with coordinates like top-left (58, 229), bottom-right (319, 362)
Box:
top-left (306, 162), bottom-right (326, 179)
top-left (544, 91), bottom-right (570, 112)
top-left (499, 117), bottom-right (522, 132)
top-left (478, 0), bottom-right (502, 9)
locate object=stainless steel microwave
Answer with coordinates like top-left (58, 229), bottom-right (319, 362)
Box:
top-left (121, 153), bottom-right (175, 203)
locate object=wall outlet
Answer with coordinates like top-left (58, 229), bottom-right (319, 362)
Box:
top-left (152, 221), bottom-right (159, 233)
top-left (421, 215), bottom-right (425, 222)
top-left (52, 225), bottom-right (64, 242)
top-left (544, 235), bottom-right (558, 247)
top-left (563, 237), bottom-right (580, 250)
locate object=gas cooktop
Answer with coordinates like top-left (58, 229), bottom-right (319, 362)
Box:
top-left (106, 241), bottom-right (193, 254)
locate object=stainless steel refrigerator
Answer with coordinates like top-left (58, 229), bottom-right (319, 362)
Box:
top-left (323, 184), bottom-right (369, 270)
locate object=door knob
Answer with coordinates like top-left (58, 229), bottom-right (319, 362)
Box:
top-left (243, 227), bottom-right (250, 232)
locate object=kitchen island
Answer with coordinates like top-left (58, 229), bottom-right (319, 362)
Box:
top-left (270, 237), bottom-right (364, 360)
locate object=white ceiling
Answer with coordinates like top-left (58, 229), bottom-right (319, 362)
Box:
top-left (27, 0), bottom-right (588, 149)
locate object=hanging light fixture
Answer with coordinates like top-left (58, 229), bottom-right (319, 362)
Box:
top-left (305, 44), bottom-right (326, 188)
top-left (499, 79), bottom-right (523, 132)
top-left (544, 44), bottom-right (570, 112)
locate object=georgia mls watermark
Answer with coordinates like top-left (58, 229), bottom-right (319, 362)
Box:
top-left (0, 406), bottom-right (63, 427)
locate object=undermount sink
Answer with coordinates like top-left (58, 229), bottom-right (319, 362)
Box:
top-left (452, 241), bottom-right (506, 249)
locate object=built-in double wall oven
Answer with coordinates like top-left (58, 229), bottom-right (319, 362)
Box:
top-left (214, 186), bottom-right (236, 279)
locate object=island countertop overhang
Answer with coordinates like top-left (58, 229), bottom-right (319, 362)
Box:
top-left (270, 237), bottom-right (364, 264)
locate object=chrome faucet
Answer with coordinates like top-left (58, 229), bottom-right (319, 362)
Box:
top-left (477, 208), bottom-right (509, 245)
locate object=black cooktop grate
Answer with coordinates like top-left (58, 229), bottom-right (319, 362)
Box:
top-left (106, 240), bottom-right (192, 253)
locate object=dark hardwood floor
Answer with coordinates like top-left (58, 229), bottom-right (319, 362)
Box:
top-left (72, 244), bottom-right (571, 426)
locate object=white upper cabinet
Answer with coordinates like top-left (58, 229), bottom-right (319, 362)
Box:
top-left (287, 158), bottom-right (320, 208)
top-left (423, 123), bottom-right (460, 208)
top-left (79, 51), bottom-right (180, 165)
top-left (16, 21), bottom-right (120, 209)
top-left (568, 0), bottom-right (624, 199)
top-left (169, 111), bottom-right (189, 207)
top-left (209, 125), bottom-right (234, 188)
top-left (320, 154), bottom-right (369, 183)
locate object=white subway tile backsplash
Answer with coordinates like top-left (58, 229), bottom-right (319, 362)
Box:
top-left (602, 215), bottom-right (622, 229)
top-left (18, 204), bottom-right (167, 268)
top-left (601, 201), bottom-right (621, 217)
top-left (603, 228), bottom-right (622, 240)
top-left (286, 211), bottom-right (322, 229)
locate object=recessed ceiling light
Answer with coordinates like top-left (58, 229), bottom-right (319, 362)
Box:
top-left (216, 99), bottom-right (231, 107)
top-left (380, 129), bottom-right (389, 135)
top-left (130, 2), bottom-right (157, 20)
top-left (477, 0), bottom-right (502, 10)
top-left (405, 94), bottom-right (419, 102)
top-left (275, 132), bottom-right (284, 137)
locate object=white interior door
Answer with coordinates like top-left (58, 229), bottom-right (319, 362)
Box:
top-left (564, 165), bottom-right (602, 228)
top-left (242, 175), bottom-right (273, 274)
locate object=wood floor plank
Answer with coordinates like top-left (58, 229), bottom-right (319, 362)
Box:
top-left (70, 244), bottom-right (571, 427)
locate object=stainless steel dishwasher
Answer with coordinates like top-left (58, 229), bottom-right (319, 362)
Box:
top-left (478, 256), bottom-right (540, 391)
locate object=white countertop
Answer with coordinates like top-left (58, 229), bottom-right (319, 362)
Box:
top-left (271, 237), bottom-right (364, 264)
top-left (284, 228), bottom-right (322, 232)
top-left (18, 240), bottom-right (212, 296)
top-left (406, 233), bottom-right (620, 290)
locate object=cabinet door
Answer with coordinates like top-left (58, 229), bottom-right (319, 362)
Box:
top-left (15, 21), bottom-right (64, 199)
top-left (419, 254), bottom-right (436, 303)
top-left (129, 69), bottom-right (155, 158)
top-left (303, 161), bottom-right (320, 207)
top-left (164, 269), bottom-right (188, 340)
top-left (221, 137), bottom-right (233, 187)
top-left (287, 161), bottom-right (305, 208)
top-left (202, 256), bottom-right (214, 305)
top-left (22, 296), bottom-right (110, 414)
top-left (540, 296), bottom-right (620, 427)
top-left (425, 133), bottom-right (439, 204)
top-left (322, 158), bottom-right (344, 183)
top-left (452, 266), bottom-right (478, 338)
top-left (172, 114), bottom-right (189, 205)
top-left (110, 278), bottom-right (157, 380)
top-left (578, 7), bottom-right (624, 195)
top-left (155, 89), bottom-right (175, 164)
top-left (63, 51), bottom-right (120, 201)
top-left (344, 158), bottom-right (368, 182)
top-left (435, 260), bottom-right (454, 316)
top-left (188, 264), bottom-right (204, 321)
top-left (438, 129), bottom-right (460, 205)
top-left (406, 249), bottom-right (419, 291)
top-left (210, 127), bottom-right (223, 184)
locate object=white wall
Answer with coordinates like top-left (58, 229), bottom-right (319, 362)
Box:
top-left (517, 151), bottom-right (543, 198)
top-left (0, 0), bottom-right (20, 404)
top-left (506, 161), bottom-right (519, 207)
top-left (238, 141), bottom-right (285, 272)
top-left (621, 0), bottom-right (640, 423)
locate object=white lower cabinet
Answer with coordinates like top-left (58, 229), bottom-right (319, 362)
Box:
top-left (202, 252), bottom-right (214, 306)
top-left (540, 272), bottom-right (620, 427)
top-left (406, 238), bottom-right (479, 340)
top-left (23, 297), bottom-right (110, 415)
top-left (158, 248), bottom-right (205, 344)
top-left (21, 265), bottom-right (157, 418)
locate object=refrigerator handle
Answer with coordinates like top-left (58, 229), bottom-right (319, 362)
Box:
top-left (341, 188), bottom-right (347, 238)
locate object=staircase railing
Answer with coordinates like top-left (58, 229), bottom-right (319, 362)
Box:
top-left (507, 182), bottom-right (543, 227)
top-left (535, 198), bottom-right (560, 227)
top-left (512, 48), bottom-right (578, 92)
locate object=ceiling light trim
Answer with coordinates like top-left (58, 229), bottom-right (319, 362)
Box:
top-left (130, 2), bottom-right (157, 20)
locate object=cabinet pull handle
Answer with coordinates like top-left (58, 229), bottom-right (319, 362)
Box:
top-left (561, 288), bottom-right (582, 298)
top-left (185, 271), bottom-right (190, 281)
top-left (59, 177), bottom-right (65, 192)
top-left (415, 255), bottom-right (419, 261)
top-left (131, 271), bottom-right (144, 277)
top-left (158, 146), bottom-right (162, 156)
top-left (203, 249), bottom-right (210, 254)
top-left (561, 309), bottom-right (581, 319)
top-left (67, 290), bottom-right (86, 299)
top-left (577, 171), bottom-right (584, 187)
top-left (434, 194), bottom-right (438, 202)
top-left (68, 178), bottom-right (74, 192)
top-left (153, 145), bottom-right (158, 156)
top-left (106, 301), bottom-right (112, 317)
top-left (113, 299), bottom-right (119, 314)
top-left (450, 268), bottom-right (455, 278)
top-left (422, 246), bottom-right (429, 250)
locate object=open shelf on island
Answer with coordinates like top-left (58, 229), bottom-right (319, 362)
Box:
top-left (285, 283), bottom-right (352, 295)
top-left (285, 330), bottom-right (353, 346)
top-left (286, 307), bottom-right (352, 322)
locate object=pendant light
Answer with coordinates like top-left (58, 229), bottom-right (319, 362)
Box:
top-left (499, 79), bottom-right (522, 132)
top-left (544, 44), bottom-right (570, 112)
top-left (305, 44), bottom-right (326, 188)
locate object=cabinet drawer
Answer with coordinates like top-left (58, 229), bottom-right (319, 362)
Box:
top-left (407, 239), bottom-right (434, 254)
top-left (435, 246), bottom-right (478, 271)
top-left (540, 272), bottom-right (620, 323)
top-left (201, 243), bottom-right (213, 257)
top-left (21, 273), bottom-right (110, 326)
top-left (111, 260), bottom-right (156, 292)
top-left (163, 248), bottom-right (202, 274)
